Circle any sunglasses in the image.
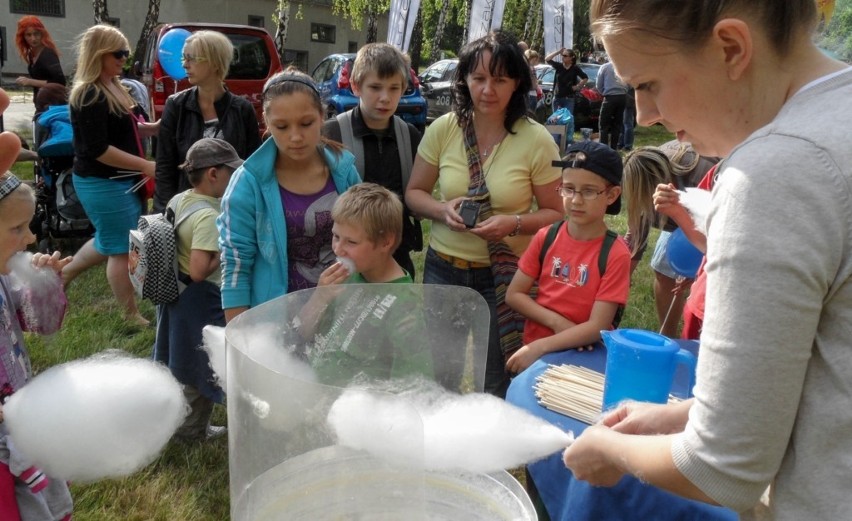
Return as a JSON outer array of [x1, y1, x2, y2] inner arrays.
[[181, 54, 208, 64], [111, 49, 130, 59]]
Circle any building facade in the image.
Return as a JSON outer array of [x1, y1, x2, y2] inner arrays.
[[1, 0, 387, 80]]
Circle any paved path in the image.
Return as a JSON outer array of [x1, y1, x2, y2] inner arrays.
[[0, 89, 35, 134]]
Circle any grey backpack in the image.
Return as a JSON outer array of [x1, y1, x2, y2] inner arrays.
[[129, 192, 214, 304]]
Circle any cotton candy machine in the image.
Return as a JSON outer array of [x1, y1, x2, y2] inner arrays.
[[225, 284, 536, 520]]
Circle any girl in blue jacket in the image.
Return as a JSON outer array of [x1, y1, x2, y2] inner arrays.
[[218, 70, 360, 321]]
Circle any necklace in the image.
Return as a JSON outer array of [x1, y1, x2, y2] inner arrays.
[[478, 130, 508, 158]]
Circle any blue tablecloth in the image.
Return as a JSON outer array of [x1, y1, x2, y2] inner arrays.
[[506, 342, 738, 521]]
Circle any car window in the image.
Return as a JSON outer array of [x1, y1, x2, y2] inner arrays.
[[422, 62, 447, 83], [313, 59, 335, 83], [579, 65, 599, 84], [444, 62, 457, 81], [541, 68, 554, 85], [227, 34, 272, 80]]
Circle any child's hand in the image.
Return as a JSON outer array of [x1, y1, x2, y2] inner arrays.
[[318, 261, 350, 287], [653, 183, 689, 222], [505, 342, 542, 374], [32, 251, 73, 275]]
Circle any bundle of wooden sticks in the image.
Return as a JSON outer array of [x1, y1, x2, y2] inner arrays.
[[535, 364, 683, 425], [535, 365, 605, 425]]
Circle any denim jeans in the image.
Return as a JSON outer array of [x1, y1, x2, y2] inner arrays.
[[422, 248, 509, 397], [553, 96, 575, 115], [620, 104, 636, 150]]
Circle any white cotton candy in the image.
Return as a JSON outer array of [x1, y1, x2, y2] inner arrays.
[[327, 383, 574, 474], [336, 256, 356, 275], [3, 351, 188, 483], [677, 188, 713, 235], [227, 322, 320, 432], [7, 252, 65, 333], [202, 325, 227, 390]]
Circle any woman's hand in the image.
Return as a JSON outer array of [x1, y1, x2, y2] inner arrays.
[[600, 399, 692, 435], [562, 425, 626, 486], [32, 251, 73, 275], [15, 76, 33, 87], [137, 120, 160, 138], [442, 197, 470, 232], [141, 160, 156, 179], [470, 214, 515, 242]]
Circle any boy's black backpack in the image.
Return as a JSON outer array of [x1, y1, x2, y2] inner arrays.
[[129, 192, 214, 305], [537, 220, 624, 328]]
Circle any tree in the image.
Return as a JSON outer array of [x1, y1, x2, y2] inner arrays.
[[820, 0, 852, 62], [332, 0, 391, 40], [273, 0, 292, 65], [93, 0, 110, 24], [134, 0, 161, 76], [430, 0, 452, 62]]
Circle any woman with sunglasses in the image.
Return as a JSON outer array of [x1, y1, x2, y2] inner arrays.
[[153, 30, 260, 213], [14, 16, 66, 108], [63, 25, 159, 326]]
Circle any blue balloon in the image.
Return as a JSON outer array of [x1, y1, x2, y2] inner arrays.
[[666, 227, 703, 279], [157, 28, 191, 81]]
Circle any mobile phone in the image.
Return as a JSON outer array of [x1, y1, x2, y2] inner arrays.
[[458, 199, 481, 228]]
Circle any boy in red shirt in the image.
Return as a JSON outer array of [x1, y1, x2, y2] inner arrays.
[[506, 141, 631, 373]]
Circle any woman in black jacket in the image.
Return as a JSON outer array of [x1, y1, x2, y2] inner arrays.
[[153, 30, 260, 212]]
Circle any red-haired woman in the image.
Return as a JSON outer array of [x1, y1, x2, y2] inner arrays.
[[15, 16, 66, 107]]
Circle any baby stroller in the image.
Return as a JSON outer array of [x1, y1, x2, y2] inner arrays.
[[29, 104, 94, 252]]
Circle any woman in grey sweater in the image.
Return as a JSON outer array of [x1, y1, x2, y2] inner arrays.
[[563, 1, 852, 519]]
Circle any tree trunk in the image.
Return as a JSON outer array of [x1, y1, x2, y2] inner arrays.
[[133, 0, 161, 77], [523, 0, 537, 43], [531, 0, 543, 52], [93, 0, 110, 24], [409, 9, 424, 70], [366, 7, 378, 43], [274, 1, 291, 65], [430, 0, 451, 62]]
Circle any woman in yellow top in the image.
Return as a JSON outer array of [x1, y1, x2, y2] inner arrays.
[[406, 30, 563, 397]]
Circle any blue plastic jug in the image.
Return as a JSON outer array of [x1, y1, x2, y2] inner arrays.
[[601, 329, 697, 411]]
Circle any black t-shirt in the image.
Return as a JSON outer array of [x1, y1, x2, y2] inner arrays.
[[547, 60, 588, 98], [28, 48, 66, 107]]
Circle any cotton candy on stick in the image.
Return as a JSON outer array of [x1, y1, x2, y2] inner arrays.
[[328, 383, 574, 474], [3, 352, 188, 483], [677, 188, 713, 235]]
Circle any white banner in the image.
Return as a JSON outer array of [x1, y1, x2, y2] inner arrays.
[[542, 0, 574, 56], [467, 0, 507, 43], [387, 0, 422, 53]]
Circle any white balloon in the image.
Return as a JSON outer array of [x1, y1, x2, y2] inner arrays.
[[4, 351, 188, 482]]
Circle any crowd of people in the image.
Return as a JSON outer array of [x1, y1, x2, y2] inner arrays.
[[2, 0, 851, 517]]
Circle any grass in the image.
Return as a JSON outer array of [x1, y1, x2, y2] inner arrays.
[[10, 123, 673, 519]]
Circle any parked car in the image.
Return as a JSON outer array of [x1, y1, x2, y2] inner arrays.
[[535, 63, 604, 131], [418, 58, 458, 123], [137, 23, 283, 130], [310, 53, 427, 131]]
